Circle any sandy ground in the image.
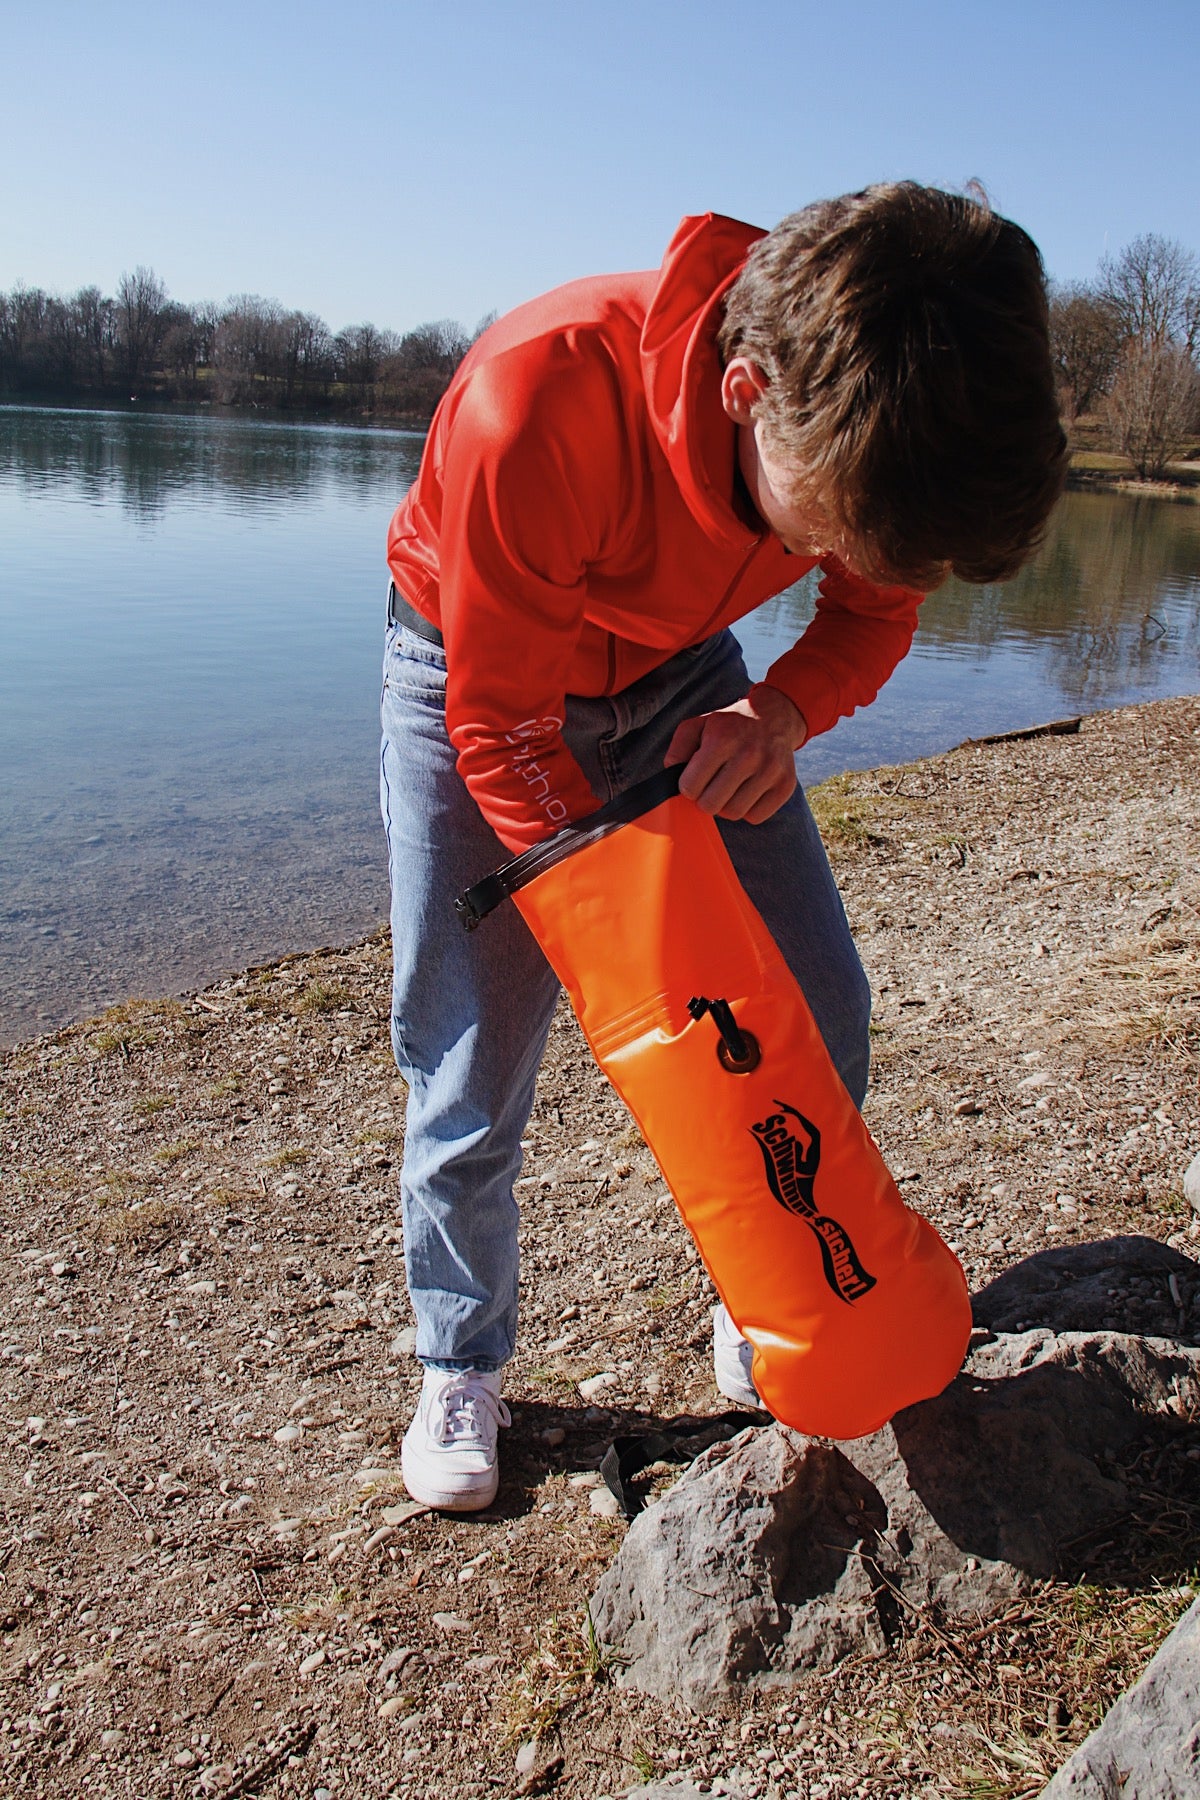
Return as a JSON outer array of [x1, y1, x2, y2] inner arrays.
[[1, 693, 1198, 1800]]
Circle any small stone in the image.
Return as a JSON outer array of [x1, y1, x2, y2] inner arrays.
[[589, 1486, 621, 1518], [541, 1427, 566, 1448], [353, 1467, 402, 1488], [515, 1739, 540, 1776], [377, 1695, 409, 1719], [953, 1098, 982, 1117], [100, 1729, 126, 1748], [298, 1649, 326, 1675], [186, 1279, 218, 1296], [578, 1372, 619, 1402], [381, 1500, 428, 1526], [174, 1748, 198, 1767], [390, 1325, 418, 1357], [378, 1646, 418, 1679], [363, 1525, 395, 1554], [465, 1653, 501, 1674], [432, 1611, 471, 1633], [1183, 1152, 1200, 1213], [569, 1470, 603, 1489], [273, 1425, 303, 1446]]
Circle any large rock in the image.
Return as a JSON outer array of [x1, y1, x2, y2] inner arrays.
[[1039, 1596, 1200, 1798], [974, 1234, 1198, 1339], [591, 1321, 1199, 1710]]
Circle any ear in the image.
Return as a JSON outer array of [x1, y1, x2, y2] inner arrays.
[[720, 357, 768, 425]]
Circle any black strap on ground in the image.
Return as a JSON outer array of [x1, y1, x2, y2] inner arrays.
[[455, 765, 682, 930], [599, 1409, 768, 1520]]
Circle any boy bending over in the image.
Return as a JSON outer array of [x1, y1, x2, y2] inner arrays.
[[380, 182, 1066, 1510]]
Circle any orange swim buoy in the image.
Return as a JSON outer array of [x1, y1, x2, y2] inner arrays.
[[458, 771, 971, 1439]]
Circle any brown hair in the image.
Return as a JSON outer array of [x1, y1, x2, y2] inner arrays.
[[719, 182, 1068, 587]]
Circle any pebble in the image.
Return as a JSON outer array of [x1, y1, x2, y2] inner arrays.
[[354, 1468, 402, 1487], [953, 1098, 982, 1117], [174, 1748, 197, 1767], [100, 1729, 126, 1748], [378, 1646, 418, 1679], [381, 1500, 428, 1526], [390, 1326, 418, 1357], [541, 1426, 566, 1448], [432, 1611, 471, 1633], [1184, 1152, 1200, 1213], [515, 1740, 540, 1776], [377, 1695, 410, 1720], [569, 1470, 603, 1489], [589, 1486, 622, 1518], [298, 1649, 326, 1675], [578, 1372, 619, 1402], [363, 1525, 395, 1554], [186, 1280, 217, 1296], [273, 1425, 303, 1446]]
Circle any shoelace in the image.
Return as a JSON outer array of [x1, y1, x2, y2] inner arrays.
[[427, 1372, 512, 1448]]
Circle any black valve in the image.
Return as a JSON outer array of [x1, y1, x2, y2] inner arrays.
[[688, 995, 761, 1074]]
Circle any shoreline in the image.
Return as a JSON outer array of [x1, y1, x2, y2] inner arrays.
[[1, 691, 1197, 1798], [5, 692, 1197, 1056]]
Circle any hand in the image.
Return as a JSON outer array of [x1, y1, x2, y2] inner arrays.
[[664, 684, 808, 825]]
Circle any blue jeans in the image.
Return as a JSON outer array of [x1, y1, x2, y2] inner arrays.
[[379, 624, 871, 1371]]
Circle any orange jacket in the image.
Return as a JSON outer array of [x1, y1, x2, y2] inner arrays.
[[387, 214, 923, 853]]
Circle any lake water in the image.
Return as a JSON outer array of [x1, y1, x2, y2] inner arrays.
[[2, 403, 1198, 1045]]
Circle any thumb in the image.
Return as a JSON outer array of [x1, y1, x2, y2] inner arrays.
[[664, 714, 705, 767]]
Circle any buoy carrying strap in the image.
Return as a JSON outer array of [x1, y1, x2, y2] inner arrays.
[[455, 766, 682, 929]]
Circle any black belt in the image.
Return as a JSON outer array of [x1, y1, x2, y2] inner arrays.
[[387, 582, 445, 648]]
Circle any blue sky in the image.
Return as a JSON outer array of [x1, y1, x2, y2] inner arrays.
[[3, 0, 1196, 336]]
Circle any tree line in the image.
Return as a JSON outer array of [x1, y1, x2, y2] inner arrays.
[[2, 233, 1198, 462], [0, 266, 488, 421], [1050, 232, 1199, 478]]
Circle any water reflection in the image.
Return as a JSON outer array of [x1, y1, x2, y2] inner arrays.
[[749, 488, 1200, 713], [0, 404, 424, 517]]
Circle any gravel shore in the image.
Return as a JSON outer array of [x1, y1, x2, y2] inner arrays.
[[2, 693, 1197, 1800]]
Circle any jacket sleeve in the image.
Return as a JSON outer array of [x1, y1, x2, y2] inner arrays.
[[756, 558, 923, 739], [436, 344, 623, 855]]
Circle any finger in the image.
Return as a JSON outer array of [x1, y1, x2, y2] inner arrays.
[[739, 770, 798, 825], [680, 744, 762, 814], [712, 764, 785, 822], [664, 715, 705, 767]]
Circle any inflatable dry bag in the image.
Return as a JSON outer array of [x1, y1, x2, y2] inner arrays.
[[458, 770, 970, 1439]]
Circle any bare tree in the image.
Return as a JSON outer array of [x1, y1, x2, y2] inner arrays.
[[277, 311, 333, 406], [1105, 339, 1198, 478], [70, 286, 116, 386], [335, 321, 401, 395], [1100, 234, 1200, 352], [212, 295, 282, 404], [116, 266, 169, 392], [1048, 281, 1123, 421], [378, 318, 471, 416], [0, 282, 50, 386]]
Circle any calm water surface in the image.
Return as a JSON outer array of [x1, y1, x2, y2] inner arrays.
[[2, 404, 1198, 1044]]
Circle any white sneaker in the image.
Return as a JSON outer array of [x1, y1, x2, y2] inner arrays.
[[712, 1303, 762, 1409], [401, 1367, 511, 1512]]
